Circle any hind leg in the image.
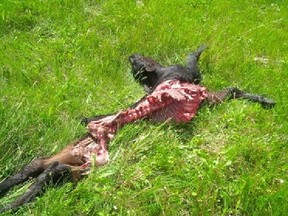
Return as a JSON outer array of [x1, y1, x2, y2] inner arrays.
[[0, 143, 84, 197], [207, 87, 275, 108], [0, 158, 45, 197], [0, 161, 78, 214]]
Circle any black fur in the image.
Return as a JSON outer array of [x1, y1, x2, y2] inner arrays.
[[129, 45, 205, 93]]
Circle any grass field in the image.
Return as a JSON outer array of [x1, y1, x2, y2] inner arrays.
[[0, 0, 287, 215]]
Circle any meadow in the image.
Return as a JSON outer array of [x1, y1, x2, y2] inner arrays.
[[0, 0, 287, 215]]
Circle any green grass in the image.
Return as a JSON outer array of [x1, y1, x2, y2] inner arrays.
[[0, 0, 287, 215]]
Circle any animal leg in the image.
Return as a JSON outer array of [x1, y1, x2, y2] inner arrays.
[[88, 93, 172, 133], [187, 45, 206, 66], [81, 113, 117, 126], [0, 161, 74, 214], [207, 87, 275, 108], [81, 95, 149, 126], [186, 45, 206, 84], [0, 158, 45, 197]]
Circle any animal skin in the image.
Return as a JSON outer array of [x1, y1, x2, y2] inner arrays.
[[0, 46, 275, 213]]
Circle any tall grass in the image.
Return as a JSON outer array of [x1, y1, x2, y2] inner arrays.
[[0, 0, 287, 215]]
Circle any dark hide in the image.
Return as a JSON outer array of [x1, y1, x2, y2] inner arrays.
[[129, 45, 205, 93]]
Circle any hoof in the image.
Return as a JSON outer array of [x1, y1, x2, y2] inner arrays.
[[261, 97, 276, 109]]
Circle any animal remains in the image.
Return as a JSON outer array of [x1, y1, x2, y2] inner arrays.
[[0, 46, 275, 213]]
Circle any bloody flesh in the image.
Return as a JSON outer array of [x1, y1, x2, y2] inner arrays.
[[72, 80, 208, 168]]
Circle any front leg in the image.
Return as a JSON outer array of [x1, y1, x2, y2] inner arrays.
[[81, 113, 117, 126], [81, 95, 149, 126], [87, 93, 171, 135], [207, 87, 275, 108]]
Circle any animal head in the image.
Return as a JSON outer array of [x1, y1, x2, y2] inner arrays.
[[129, 54, 163, 92], [129, 45, 206, 93]]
